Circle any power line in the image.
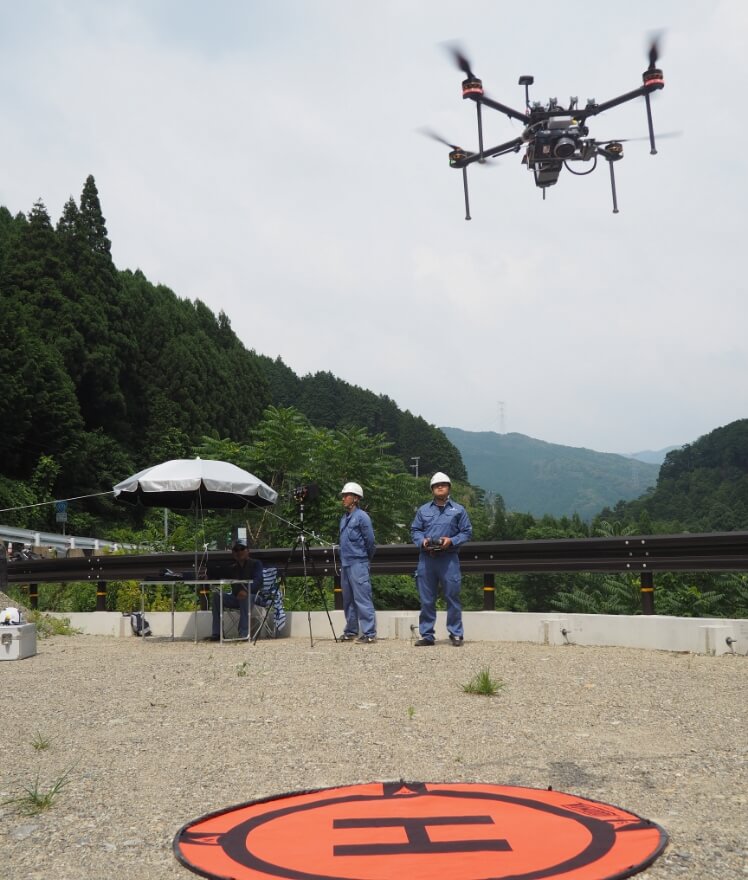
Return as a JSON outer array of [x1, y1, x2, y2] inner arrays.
[[0, 490, 115, 514]]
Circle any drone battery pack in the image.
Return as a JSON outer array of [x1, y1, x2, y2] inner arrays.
[[0, 623, 37, 661]]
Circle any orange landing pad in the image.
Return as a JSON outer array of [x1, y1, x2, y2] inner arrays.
[[174, 781, 667, 880]]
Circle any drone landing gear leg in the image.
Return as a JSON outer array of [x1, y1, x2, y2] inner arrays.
[[644, 92, 657, 155], [462, 167, 471, 220], [476, 102, 485, 162], [607, 159, 620, 214]]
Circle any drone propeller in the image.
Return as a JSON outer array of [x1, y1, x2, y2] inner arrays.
[[447, 43, 477, 79], [419, 127, 468, 151], [596, 130, 681, 145], [418, 128, 499, 164], [647, 34, 661, 70]]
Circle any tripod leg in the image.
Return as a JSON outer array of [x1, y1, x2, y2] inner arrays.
[[299, 536, 338, 645], [250, 589, 275, 645]]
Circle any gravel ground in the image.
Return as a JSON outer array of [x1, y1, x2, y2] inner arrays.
[[0, 632, 745, 880]]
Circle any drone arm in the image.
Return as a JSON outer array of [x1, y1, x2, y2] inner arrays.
[[578, 80, 664, 120], [476, 102, 485, 160], [453, 136, 525, 169], [467, 94, 529, 125]]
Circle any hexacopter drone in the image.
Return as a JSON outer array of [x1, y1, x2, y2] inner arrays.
[[426, 39, 665, 217]]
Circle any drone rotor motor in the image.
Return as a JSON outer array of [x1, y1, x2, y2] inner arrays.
[[642, 67, 664, 89], [448, 147, 469, 167], [606, 141, 624, 158], [462, 77, 483, 98]]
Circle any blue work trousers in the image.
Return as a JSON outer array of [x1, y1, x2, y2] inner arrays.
[[341, 560, 376, 638], [212, 589, 248, 638], [416, 552, 463, 641]]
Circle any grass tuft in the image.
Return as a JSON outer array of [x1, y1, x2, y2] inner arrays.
[[31, 731, 52, 751], [462, 666, 504, 696], [2, 767, 74, 816]]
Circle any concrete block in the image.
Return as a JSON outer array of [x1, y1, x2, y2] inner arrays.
[[540, 618, 570, 646], [387, 612, 418, 640], [700, 625, 735, 656]]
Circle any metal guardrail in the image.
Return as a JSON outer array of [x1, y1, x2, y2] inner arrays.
[[7, 531, 748, 584], [0, 525, 125, 553]]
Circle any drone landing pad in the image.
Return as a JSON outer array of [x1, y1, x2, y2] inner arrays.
[[174, 781, 667, 880]]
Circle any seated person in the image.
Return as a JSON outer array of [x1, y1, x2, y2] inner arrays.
[[210, 539, 263, 640]]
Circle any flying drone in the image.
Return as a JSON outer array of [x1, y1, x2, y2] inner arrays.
[[426, 39, 665, 217]]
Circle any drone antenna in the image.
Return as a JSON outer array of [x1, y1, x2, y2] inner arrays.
[[518, 75, 534, 111]]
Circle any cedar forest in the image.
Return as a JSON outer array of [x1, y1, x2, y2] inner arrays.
[[1, 178, 746, 618]]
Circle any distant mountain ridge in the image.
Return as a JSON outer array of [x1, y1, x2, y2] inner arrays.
[[441, 428, 661, 520], [625, 446, 680, 465]]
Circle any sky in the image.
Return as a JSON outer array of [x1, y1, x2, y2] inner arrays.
[[1, 0, 746, 455]]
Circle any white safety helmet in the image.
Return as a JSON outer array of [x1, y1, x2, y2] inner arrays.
[[430, 472, 451, 487], [340, 481, 364, 498]]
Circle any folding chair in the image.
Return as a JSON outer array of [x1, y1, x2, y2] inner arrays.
[[221, 605, 247, 641], [218, 593, 252, 642], [250, 567, 287, 641]]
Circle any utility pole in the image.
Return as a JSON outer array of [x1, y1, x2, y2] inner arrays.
[[410, 456, 420, 478], [498, 400, 506, 433]]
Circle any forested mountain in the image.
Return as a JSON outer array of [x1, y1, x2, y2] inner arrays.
[[600, 419, 748, 532], [0, 177, 464, 524], [258, 356, 465, 481], [442, 427, 660, 520]]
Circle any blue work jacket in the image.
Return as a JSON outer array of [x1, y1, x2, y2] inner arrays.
[[411, 498, 473, 552], [229, 557, 264, 597], [339, 506, 376, 565]]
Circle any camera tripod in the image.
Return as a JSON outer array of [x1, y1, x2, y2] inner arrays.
[[274, 501, 338, 647]]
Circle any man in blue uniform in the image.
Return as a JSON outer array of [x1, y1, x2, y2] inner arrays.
[[338, 481, 377, 643], [410, 472, 473, 647]]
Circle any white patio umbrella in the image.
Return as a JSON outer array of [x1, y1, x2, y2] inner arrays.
[[113, 458, 277, 511]]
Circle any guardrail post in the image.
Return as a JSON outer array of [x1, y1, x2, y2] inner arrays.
[[29, 583, 38, 610], [640, 571, 655, 615], [483, 572, 495, 610], [96, 580, 107, 611], [333, 573, 343, 610]]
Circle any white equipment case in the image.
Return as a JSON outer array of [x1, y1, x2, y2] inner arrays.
[[0, 623, 37, 661]]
